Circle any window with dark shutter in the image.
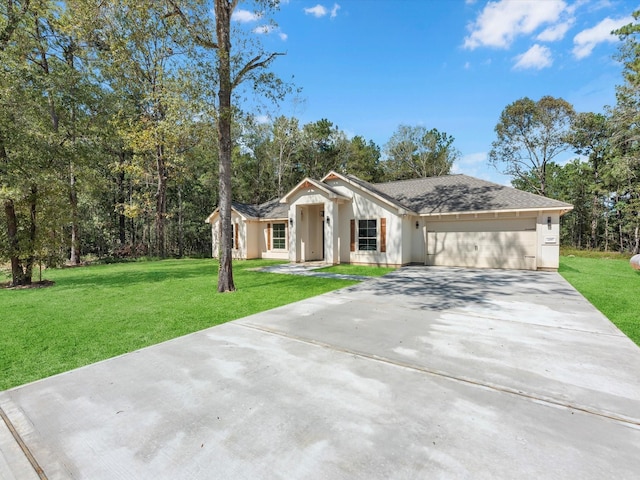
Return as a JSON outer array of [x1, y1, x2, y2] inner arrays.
[[358, 219, 377, 251]]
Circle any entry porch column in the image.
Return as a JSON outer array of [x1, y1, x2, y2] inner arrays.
[[325, 200, 339, 265]]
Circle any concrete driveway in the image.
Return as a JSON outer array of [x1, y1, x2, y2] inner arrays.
[[1, 267, 639, 479]]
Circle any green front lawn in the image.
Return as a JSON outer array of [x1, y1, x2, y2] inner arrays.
[[560, 255, 640, 346], [0, 259, 357, 390]]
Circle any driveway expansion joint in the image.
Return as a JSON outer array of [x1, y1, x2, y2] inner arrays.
[[448, 309, 626, 337], [236, 321, 640, 428], [0, 406, 48, 480]]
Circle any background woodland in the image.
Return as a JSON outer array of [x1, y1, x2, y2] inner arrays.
[[2, 2, 640, 285]]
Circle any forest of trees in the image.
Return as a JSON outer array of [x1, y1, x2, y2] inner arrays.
[[0, 0, 461, 286], [489, 12, 640, 254], [1, 2, 640, 287]]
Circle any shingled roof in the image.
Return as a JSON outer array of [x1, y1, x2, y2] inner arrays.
[[231, 198, 288, 220], [354, 174, 572, 215], [218, 173, 572, 222]]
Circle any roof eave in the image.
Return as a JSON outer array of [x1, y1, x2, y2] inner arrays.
[[322, 171, 418, 215], [280, 177, 350, 203], [419, 205, 574, 218], [205, 206, 254, 223]]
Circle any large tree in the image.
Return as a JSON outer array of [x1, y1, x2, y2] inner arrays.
[[489, 96, 575, 197], [1, 0, 88, 285], [383, 125, 458, 181], [569, 112, 612, 249], [166, 0, 286, 292], [608, 11, 640, 253], [343, 135, 383, 183]]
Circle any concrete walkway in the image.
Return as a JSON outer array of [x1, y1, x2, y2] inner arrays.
[[256, 262, 374, 281], [1, 267, 639, 479]]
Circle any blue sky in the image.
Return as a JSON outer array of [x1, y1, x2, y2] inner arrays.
[[233, 0, 637, 185]]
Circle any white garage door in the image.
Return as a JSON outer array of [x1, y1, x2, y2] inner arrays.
[[426, 218, 537, 270]]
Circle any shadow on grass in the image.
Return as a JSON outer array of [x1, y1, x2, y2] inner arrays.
[[558, 264, 579, 273], [47, 260, 353, 291], [46, 261, 218, 289]]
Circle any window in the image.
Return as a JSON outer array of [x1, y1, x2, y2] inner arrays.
[[230, 223, 235, 249], [272, 223, 286, 249], [358, 219, 377, 251]]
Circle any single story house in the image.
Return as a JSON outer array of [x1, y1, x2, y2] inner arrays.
[[205, 171, 573, 271]]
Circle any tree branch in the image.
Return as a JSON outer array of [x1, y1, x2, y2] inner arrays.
[[0, 0, 31, 51], [232, 51, 285, 89], [164, 0, 218, 50]]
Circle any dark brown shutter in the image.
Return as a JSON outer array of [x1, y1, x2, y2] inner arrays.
[[235, 222, 239, 250], [267, 223, 271, 250], [380, 218, 386, 253], [350, 219, 355, 252]]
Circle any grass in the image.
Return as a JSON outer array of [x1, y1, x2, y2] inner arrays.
[[0, 259, 357, 391], [559, 254, 640, 346], [560, 246, 633, 260], [315, 264, 396, 277]]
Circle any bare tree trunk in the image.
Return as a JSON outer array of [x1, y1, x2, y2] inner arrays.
[[4, 198, 27, 286], [618, 210, 624, 253], [117, 155, 126, 245], [215, 0, 235, 292], [24, 184, 37, 284], [69, 165, 80, 264], [66, 43, 81, 265], [590, 194, 598, 250], [155, 143, 167, 258], [178, 187, 184, 258]]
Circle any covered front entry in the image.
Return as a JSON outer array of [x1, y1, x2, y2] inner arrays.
[[284, 178, 347, 265], [294, 204, 325, 262], [426, 218, 538, 270]]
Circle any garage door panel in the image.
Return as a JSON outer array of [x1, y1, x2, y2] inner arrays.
[[427, 219, 537, 270]]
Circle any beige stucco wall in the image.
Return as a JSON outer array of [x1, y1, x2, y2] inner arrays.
[[258, 221, 289, 260], [536, 213, 561, 270], [328, 179, 404, 266], [210, 211, 248, 260], [208, 180, 565, 271], [209, 212, 289, 261]]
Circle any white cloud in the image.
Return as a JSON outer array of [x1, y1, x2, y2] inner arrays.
[[537, 19, 574, 41], [513, 44, 553, 70], [304, 4, 328, 17], [572, 15, 632, 59], [459, 152, 487, 166], [452, 152, 513, 184], [232, 9, 261, 23], [253, 24, 288, 41], [253, 25, 275, 35], [304, 3, 340, 19], [464, 0, 567, 49]]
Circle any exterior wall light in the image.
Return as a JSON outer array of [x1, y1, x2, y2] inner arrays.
[[289, 217, 293, 226], [326, 216, 331, 226], [416, 220, 419, 229], [547, 216, 552, 230]]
